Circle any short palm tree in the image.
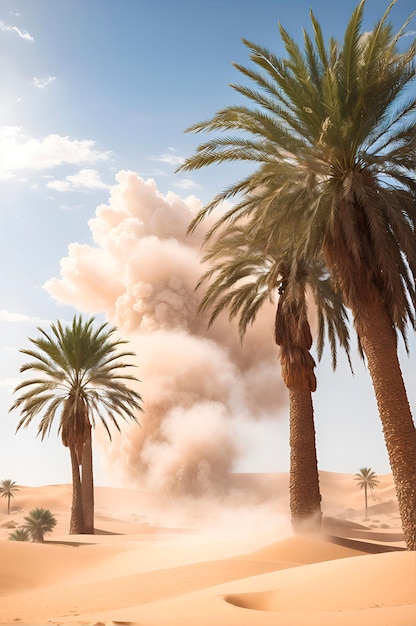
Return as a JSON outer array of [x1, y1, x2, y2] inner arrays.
[[178, 1, 416, 549], [197, 221, 352, 533], [10, 315, 143, 534], [0, 479, 20, 515], [23, 508, 57, 542], [8, 528, 30, 542], [355, 467, 380, 519]]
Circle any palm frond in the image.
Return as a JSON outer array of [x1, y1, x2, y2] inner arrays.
[[10, 315, 143, 451]]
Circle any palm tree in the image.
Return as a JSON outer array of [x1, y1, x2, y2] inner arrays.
[[178, 1, 416, 549], [23, 508, 57, 542], [10, 315, 143, 535], [196, 222, 352, 533], [0, 479, 20, 515], [355, 467, 380, 519], [8, 528, 30, 541]]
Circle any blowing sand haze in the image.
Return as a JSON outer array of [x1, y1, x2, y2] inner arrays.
[[0, 471, 414, 626]]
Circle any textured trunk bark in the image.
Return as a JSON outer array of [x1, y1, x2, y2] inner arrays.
[[69, 445, 85, 534], [81, 425, 94, 534], [289, 385, 322, 534], [355, 295, 416, 550], [364, 484, 368, 519]]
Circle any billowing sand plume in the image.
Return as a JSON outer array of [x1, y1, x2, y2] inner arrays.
[[44, 171, 287, 494]]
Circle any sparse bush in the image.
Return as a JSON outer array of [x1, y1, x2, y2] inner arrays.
[[9, 528, 30, 541], [23, 508, 57, 542]]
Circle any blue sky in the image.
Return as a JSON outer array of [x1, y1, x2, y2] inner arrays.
[[0, 0, 415, 489]]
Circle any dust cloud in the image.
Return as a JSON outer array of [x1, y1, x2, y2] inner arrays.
[[45, 170, 288, 495]]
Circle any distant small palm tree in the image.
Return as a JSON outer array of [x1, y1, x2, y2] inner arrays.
[[23, 508, 57, 542], [355, 467, 380, 519], [0, 479, 20, 515], [8, 528, 30, 542]]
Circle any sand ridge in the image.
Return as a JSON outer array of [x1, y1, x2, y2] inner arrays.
[[0, 471, 412, 626]]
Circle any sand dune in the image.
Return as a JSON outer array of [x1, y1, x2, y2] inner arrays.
[[226, 551, 416, 613], [237, 533, 366, 563], [0, 471, 412, 626]]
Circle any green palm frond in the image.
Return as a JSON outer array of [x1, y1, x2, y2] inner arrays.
[[23, 507, 57, 542], [339, 0, 365, 112], [355, 466, 380, 489], [0, 479, 20, 498], [10, 315, 143, 449], [8, 528, 30, 541], [196, 216, 352, 374], [179, 0, 416, 348]]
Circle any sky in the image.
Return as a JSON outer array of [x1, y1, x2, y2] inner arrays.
[[0, 0, 415, 491]]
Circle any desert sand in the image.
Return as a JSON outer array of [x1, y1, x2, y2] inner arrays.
[[0, 471, 414, 626]]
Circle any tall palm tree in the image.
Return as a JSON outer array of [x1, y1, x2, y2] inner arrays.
[[197, 221, 352, 532], [10, 315, 143, 534], [23, 508, 57, 542], [355, 467, 380, 519], [0, 479, 20, 515], [178, 1, 416, 549]]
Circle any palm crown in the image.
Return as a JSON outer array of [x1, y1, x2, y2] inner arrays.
[[178, 0, 416, 549], [23, 507, 57, 542], [355, 467, 380, 490], [180, 0, 416, 344], [0, 479, 20, 515], [11, 315, 143, 460], [197, 221, 352, 374]]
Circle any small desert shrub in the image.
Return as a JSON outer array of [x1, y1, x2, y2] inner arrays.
[[380, 523, 390, 529], [9, 528, 30, 541], [23, 507, 57, 542]]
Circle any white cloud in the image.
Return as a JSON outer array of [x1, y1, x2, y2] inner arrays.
[[174, 178, 202, 190], [32, 75, 56, 89], [46, 168, 111, 192], [0, 126, 112, 180], [147, 153, 185, 166], [0, 20, 34, 41], [0, 171, 15, 181], [0, 309, 43, 323]]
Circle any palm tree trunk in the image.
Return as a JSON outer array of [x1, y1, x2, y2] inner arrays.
[[69, 445, 85, 534], [354, 294, 416, 550], [7, 496, 10, 516], [288, 386, 322, 534], [81, 424, 95, 534], [364, 484, 368, 519], [275, 298, 322, 535]]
